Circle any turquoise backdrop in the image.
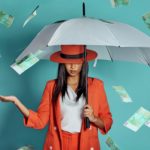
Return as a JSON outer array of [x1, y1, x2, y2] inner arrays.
[[0, 0, 150, 150]]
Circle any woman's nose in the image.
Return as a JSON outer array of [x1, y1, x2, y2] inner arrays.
[[70, 64, 76, 69]]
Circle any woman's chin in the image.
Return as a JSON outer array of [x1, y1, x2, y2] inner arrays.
[[68, 73, 78, 77]]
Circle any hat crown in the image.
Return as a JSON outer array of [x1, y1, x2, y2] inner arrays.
[[61, 45, 84, 55], [50, 45, 97, 63]]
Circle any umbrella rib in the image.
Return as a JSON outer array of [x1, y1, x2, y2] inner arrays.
[[104, 24, 120, 46], [106, 46, 113, 62], [48, 22, 69, 46], [143, 56, 150, 67], [139, 48, 150, 67]]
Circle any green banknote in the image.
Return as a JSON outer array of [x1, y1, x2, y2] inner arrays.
[[11, 53, 39, 75], [23, 5, 39, 27], [0, 10, 14, 27], [17, 145, 34, 150], [124, 107, 150, 132], [111, 0, 129, 7], [145, 120, 150, 127], [106, 136, 120, 150], [142, 12, 150, 28], [112, 86, 132, 103]]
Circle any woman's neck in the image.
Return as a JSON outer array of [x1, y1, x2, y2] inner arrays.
[[67, 75, 80, 85]]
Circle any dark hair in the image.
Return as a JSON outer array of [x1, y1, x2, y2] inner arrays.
[[52, 62, 88, 103]]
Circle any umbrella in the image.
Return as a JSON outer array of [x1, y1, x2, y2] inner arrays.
[[15, 17, 150, 66], [14, 16, 150, 128]]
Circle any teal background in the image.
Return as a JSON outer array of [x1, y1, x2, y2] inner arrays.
[[0, 0, 150, 149]]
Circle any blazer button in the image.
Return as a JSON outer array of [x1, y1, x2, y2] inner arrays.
[[90, 147, 94, 150], [49, 146, 53, 150], [54, 126, 57, 130]]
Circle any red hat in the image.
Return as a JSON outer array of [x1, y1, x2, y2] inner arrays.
[[50, 45, 97, 63]]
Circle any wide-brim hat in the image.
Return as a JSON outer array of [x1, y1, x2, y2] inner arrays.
[[50, 45, 97, 63]]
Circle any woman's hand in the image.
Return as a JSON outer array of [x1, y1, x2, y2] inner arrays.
[[0, 95, 29, 117], [83, 104, 97, 123], [83, 104, 105, 130], [0, 95, 18, 103]]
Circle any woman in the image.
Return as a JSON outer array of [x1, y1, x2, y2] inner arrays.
[[0, 45, 113, 150]]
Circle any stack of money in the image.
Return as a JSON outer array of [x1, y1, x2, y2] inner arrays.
[[112, 86, 132, 103], [17, 145, 34, 150], [142, 12, 150, 28], [11, 53, 39, 75], [106, 136, 120, 150], [111, 0, 129, 7], [124, 107, 150, 132], [0, 10, 14, 27]]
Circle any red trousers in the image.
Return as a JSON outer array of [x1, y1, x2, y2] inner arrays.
[[62, 130, 80, 150]]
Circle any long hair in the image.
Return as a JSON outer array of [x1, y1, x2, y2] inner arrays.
[[52, 62, 88, 103]]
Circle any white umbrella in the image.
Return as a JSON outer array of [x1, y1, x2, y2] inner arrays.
[[16, 17, 150, 66], [14, 16, 150, 128]]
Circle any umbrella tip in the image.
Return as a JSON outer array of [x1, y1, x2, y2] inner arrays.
[[82, 2, 86, 17]]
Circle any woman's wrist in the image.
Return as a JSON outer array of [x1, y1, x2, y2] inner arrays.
[[12, 98, 19, 105], [91, 115, 98, 123]]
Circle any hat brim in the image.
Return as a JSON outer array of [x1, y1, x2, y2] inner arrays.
[[50, 49, 97, 63]]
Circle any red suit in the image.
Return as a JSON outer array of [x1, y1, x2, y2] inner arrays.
[[24, 78, 113, 150]]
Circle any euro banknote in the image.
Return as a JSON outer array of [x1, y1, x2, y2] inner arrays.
[[106, 136, 120, 150], [111, 0, 129, 7], [112, 86, 132, 103], [0, 10, 14, 27], [124, 107, 150, 132], [11, 53, 39, 75], [142, 12, 150, 28], [23, 5, 39, 27], [17, 145, 34, 150], [145, 120, 150, 127]]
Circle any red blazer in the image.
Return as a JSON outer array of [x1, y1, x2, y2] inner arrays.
[[24, 77, 113, 150]]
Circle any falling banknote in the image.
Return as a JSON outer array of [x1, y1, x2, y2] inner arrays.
[[0, 10, 14, 27], [106, 136, 120, 150], [142, 12, 150, 28], [11, 53, 39, 75], [17, 145, 34, 150], [124, 107, 150, 132], [23, 5, 39, 27], [145, 120, 150, 127], [112, 86, 132, 103], [111, 0, 129, 7]]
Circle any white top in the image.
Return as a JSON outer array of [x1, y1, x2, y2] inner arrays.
[[60, 85, 86, 133]]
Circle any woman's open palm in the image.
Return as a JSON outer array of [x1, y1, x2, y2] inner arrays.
[[0, 95, 17, 103]]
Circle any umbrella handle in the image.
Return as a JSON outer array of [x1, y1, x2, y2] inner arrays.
[[85, 117, 90, 128]]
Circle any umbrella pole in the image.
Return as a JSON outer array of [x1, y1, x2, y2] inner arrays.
[[82, 1, 86, 17], [84, 45, 90, 128]]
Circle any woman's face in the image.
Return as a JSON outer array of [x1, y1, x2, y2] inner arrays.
[[65, 63, 83, 77]]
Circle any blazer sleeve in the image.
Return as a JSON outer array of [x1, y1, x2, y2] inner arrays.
[[97, 80, 113, 134], [23, 81, 51, 129]]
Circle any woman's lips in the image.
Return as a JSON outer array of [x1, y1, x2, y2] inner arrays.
[[70, 70, 76, 74]]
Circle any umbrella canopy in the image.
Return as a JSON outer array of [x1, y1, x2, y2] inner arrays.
[[14, 16, 150, 128], [15, 17, 150, 66]]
